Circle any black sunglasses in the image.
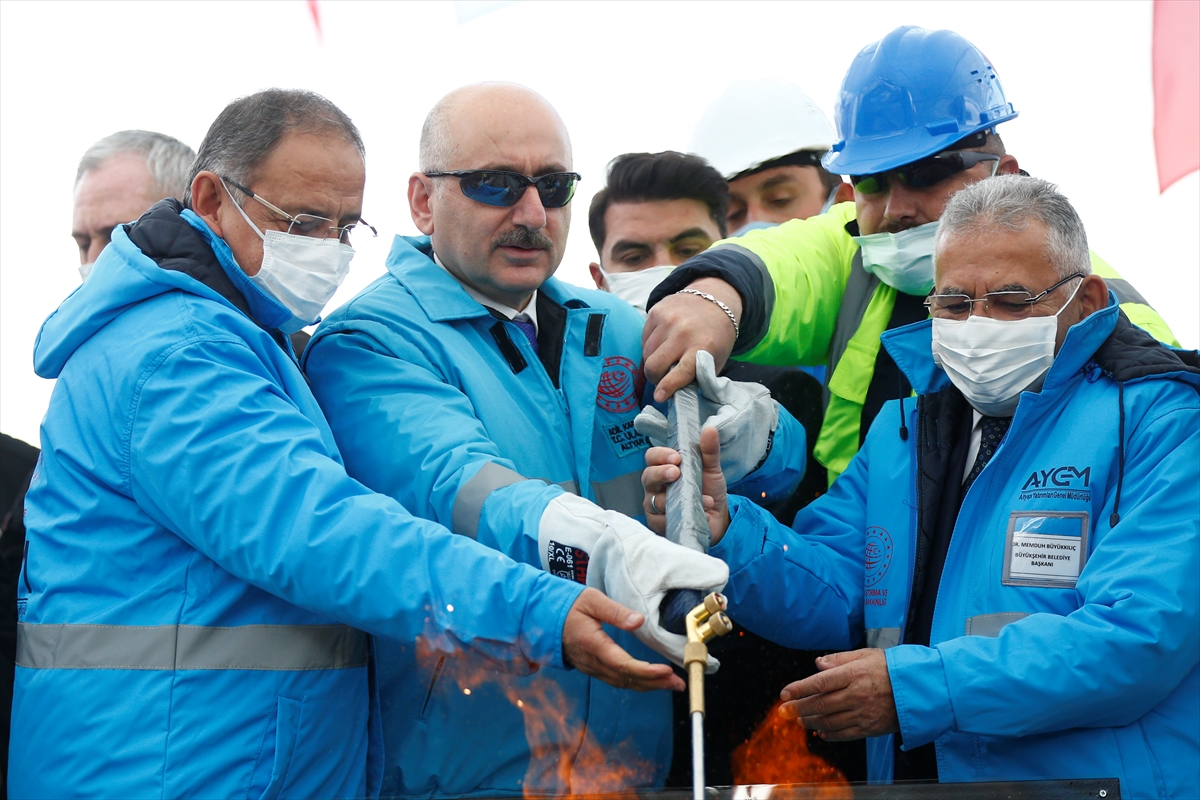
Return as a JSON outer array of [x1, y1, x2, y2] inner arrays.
[[851, 151, 1000, 195], [424, 170, 582, 208]]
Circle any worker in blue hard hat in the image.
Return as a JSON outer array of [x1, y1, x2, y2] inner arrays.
[[639, 25, 1178, 487]]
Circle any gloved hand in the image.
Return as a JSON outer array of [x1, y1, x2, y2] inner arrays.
[[635, 349, 778, 485], [539, 493, 728, 673]]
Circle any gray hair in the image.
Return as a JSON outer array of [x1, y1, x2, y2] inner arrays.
[[183, 89, 364, 207], [935, 174, 1091, 279], [75, 130, 196, 198]]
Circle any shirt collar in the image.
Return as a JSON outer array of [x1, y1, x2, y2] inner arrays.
[[432, 252, 538, 330]]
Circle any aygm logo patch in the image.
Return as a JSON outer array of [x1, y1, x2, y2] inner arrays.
[[597, 356, 640, 413], [864, 526, 893, 588]]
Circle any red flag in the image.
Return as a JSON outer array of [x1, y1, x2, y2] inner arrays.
[[1153, 0, 1200, 193], [307, 0, 323, 46]]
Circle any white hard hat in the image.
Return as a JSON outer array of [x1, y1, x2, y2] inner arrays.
[[689, 79, 837, 181]]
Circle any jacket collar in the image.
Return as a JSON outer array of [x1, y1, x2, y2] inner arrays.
[[384, 234, 587, 322], [882, 291, 1123, 396], [179, 209, 293, 332]]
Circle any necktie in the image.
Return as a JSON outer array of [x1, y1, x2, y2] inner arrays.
[[511, 313, 539, 355], [963, 415, 1011, 490]]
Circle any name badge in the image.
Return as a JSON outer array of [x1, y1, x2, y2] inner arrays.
[[1003, 511, 1089, 588]]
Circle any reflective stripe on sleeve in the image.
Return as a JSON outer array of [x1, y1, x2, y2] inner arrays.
[[16, 622, 368, 671], [865, 627, 901, 649], [963, 612, 1029, 638], [452, 462, 528, 538]]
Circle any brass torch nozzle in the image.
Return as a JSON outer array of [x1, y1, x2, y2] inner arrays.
[[683, 592, 732, 716]]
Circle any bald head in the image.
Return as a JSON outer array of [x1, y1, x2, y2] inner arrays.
[[419, 82, 571, 173], [409, 82, 575, 311]]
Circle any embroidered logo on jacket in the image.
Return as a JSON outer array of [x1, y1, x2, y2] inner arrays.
[[1019, 466, 1092, 501], [604, 419, 650, 457], [547, 540, 589, 585], [864, 526, 894, 590], [597, 356, 640, 413]]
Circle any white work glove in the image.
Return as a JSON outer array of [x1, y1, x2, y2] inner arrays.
[[539, 493, 728, 673], [635, 350, 779, 485]]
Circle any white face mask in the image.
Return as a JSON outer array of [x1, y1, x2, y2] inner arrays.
[[852, 220, 939, 296], [78, 262, 95, 282], [931, 281, 1081, 416], [598, 264, 675, 315], [225, 182, 354, 333]]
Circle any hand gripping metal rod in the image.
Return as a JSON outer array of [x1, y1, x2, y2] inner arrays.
[[684, 592, 732, 800]]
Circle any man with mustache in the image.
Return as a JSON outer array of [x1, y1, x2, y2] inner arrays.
[[303, 83, 801, 796]]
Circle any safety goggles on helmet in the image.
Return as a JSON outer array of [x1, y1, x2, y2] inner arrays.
[[850, 151, 999, 195], [424, 170, 582, 208]]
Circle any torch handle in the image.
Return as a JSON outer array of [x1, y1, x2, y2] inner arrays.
[[690, 709, 705, 800]]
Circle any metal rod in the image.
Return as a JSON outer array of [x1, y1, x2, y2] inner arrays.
[[690, 710, 704, 800], [665, 384, 711, 553]]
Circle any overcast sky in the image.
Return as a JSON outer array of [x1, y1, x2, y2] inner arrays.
[[2, 0, 1196, 445]]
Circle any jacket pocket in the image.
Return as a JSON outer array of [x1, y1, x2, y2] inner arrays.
[[419, 656, 446, 721], [248, 696, 304, 800]]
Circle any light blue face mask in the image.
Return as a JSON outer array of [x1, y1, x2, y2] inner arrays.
[[818, 183, 842, 215], [851, 160, 1001, 295], [730, 185, 844, 238], [851, 220, 940, 296]]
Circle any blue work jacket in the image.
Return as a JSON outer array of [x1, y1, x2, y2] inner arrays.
[[714, 298, 1199, 798], [305, 236, 805, 797], [11, 205, 581, 799]]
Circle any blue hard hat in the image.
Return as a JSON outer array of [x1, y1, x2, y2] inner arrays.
[[822, 26, 1018, 176]]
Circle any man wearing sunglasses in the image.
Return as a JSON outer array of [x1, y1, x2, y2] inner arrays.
[[12, 89, 676, 798], [303, 83, 808, 796], [641, 26, 1176, 490], [644, 175, 1199, 792]]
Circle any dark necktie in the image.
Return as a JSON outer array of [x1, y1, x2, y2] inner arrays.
[[963, 415, 1012, 490], [511, 313, 538, 355]]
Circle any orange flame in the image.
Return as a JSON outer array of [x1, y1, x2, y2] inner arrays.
[[503, 677, 659, 795], [731, 701, 850, 790], [415, 638, 658, 796]]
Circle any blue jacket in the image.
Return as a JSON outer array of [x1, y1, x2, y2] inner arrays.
[[12, 203, 583, 800], [304, 236, 805, 796], [714, 297, 1199, 797]]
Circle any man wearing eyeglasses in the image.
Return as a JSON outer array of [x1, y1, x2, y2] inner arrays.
[[641, 26, 1177, 490], [643, 175, 1199, 793], [302, 82, 809, 795], [11, 88, 678, 799]]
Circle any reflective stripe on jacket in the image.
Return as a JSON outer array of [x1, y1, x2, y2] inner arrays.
[[647, 203, 1179, 485], [13, 205, 581, 799], [712, 297, 1200, 797]]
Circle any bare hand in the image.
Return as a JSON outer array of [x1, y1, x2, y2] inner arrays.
[[642, 426, 730, 545], [778, 649, 899, 741], [643, 278, 742, 402], [562, 587, 685, 692]]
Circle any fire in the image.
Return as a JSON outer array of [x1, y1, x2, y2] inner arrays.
[[414, 638, 658, 796], [731, 701, 850, 791], [503, 676, 660, 795]]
